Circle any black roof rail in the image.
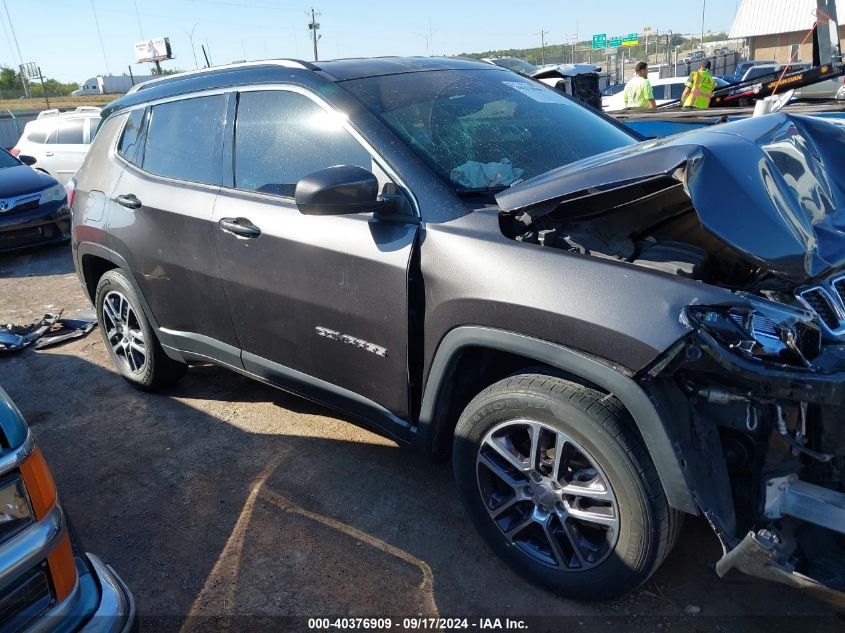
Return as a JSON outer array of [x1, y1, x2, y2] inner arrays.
[[127, 59, 320, 94]]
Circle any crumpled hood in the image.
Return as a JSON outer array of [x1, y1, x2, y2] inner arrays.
[[496, 113, 845, 283]]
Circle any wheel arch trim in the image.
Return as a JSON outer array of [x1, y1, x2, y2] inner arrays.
[[74, 241, 177, 351], [418, 326, 697, 514]]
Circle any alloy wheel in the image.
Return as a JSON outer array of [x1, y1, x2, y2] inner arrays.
[[102, 290, 147, 374], [476, 419, 620, 570]]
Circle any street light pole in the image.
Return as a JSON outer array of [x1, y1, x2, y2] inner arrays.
[[2, 0, 28, 97], [701, 0, 706, 48], [535, 29, 548, 66]]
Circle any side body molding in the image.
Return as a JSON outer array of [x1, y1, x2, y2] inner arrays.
[[417, 326, 697, 515]]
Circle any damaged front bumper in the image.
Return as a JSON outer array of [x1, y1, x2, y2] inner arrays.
[[646, 315, 845, 600]]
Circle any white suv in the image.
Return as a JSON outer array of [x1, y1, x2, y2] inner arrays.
[[11, 107, 102, 186]]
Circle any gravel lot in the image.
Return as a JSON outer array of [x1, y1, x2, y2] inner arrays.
[[1, 244, 842, 632]]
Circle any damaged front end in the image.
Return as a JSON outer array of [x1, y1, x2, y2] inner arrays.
[[496, 113, 845, 598], [646, 300, 845, 600]]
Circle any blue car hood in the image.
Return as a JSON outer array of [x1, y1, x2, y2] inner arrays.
[[496, 113, 845, 283], [0, 164, 57, 198]]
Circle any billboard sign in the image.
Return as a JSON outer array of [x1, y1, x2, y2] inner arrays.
[[134, 37, 172, 63], [19, 62, 39, 79], [592, 33, 607, 49]]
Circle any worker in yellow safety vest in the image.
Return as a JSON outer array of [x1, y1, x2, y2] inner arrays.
[[681, 60, 717, 109]]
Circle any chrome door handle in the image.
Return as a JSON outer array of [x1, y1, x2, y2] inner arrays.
[[45, 152, 54, 157], [114, 194, 142, 209], [218, 217, 261, 238]]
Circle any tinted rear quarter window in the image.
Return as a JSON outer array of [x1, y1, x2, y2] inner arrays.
[[143, 95, 226, 185], [234, 90, 372, 197], [26, 129, 47, 143]]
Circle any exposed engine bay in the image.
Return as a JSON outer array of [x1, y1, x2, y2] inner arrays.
[[504, 180, 758, 286], [495, 113, 845, 597]]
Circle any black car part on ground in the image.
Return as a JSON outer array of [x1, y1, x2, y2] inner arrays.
[[0, 312, 96, 353]]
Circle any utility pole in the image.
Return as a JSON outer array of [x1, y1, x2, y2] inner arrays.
[[181, 23, 199, 69], [535, 29, 548, 65], [701, 0, 706, 48], [90, 0, 111, 74], [2, 0, 28, 97], [308, 7, 321, 62], [37, 66, 49, 109]]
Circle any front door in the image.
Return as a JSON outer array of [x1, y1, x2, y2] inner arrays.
[[213, 88, 418, 426]]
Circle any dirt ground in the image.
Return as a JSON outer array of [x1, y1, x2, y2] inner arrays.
[[0, 95, 110, 112], [1, 244, 843, 632]]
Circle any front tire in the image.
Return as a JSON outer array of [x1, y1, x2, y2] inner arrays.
[[452, 373, 681, 600], [95, 269, 186, 391]]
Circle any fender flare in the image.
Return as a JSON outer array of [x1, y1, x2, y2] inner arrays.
[[75, 242, 177, 351], [417, 326, 697, 514]]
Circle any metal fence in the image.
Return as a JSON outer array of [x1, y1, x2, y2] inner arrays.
[[0, 110, 39, 149]]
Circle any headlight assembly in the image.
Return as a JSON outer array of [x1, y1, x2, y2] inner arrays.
[[39, 183, 66, 205], [0, 474, 34, 544], [687, 296, 821, 367]]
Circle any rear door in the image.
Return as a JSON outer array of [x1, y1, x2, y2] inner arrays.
[[107, 96, 241, 365], [47, 117, 88, 185], [213, 88, 418, 423]]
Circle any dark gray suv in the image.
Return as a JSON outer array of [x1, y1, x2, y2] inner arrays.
[[71, 57, 845, 601]]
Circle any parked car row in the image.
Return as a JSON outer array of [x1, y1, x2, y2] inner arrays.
[[10, 107, 102, 186]]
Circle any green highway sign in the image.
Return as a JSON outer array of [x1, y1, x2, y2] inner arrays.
[[592, 33, 607, 49], [608, 36, 622, 47], [622, 33, 638, 47]]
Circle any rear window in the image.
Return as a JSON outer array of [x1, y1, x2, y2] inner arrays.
[[143, 95, 226, 185]]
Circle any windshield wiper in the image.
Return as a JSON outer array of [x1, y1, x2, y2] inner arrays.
[[454, 185, 512, 197]]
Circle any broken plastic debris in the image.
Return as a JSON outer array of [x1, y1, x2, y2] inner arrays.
[[0, 312, 97, 353]]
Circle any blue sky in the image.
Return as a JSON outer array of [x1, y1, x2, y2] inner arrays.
[[1, 0, 742, 82]]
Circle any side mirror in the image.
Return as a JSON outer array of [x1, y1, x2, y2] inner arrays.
[[295, 165, 397, 216], [19, 155, 37, 166]]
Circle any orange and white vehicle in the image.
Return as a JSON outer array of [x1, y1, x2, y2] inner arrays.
[[0, 386, 135, 632]]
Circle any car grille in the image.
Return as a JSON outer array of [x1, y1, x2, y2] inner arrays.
[[797, 276, 845, 337], [0, 194, 40, 216], [0, 567, 52, 633], [10, 200, 39, 214]]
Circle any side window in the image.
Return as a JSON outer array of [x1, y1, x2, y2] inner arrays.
[[117, 108, 147, 166], [234, 90, 372, 197], [44, 122, 58, 144], [668, 83, 685, 100], [89, 116, 103, 141], [143, 95, 226, 185], [57, 118, 85, 144], [26, 129, 47, 144]]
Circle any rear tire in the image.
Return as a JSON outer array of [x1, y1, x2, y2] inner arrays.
[[452, 373, 681, 600], [95, 269, 186, 391]]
